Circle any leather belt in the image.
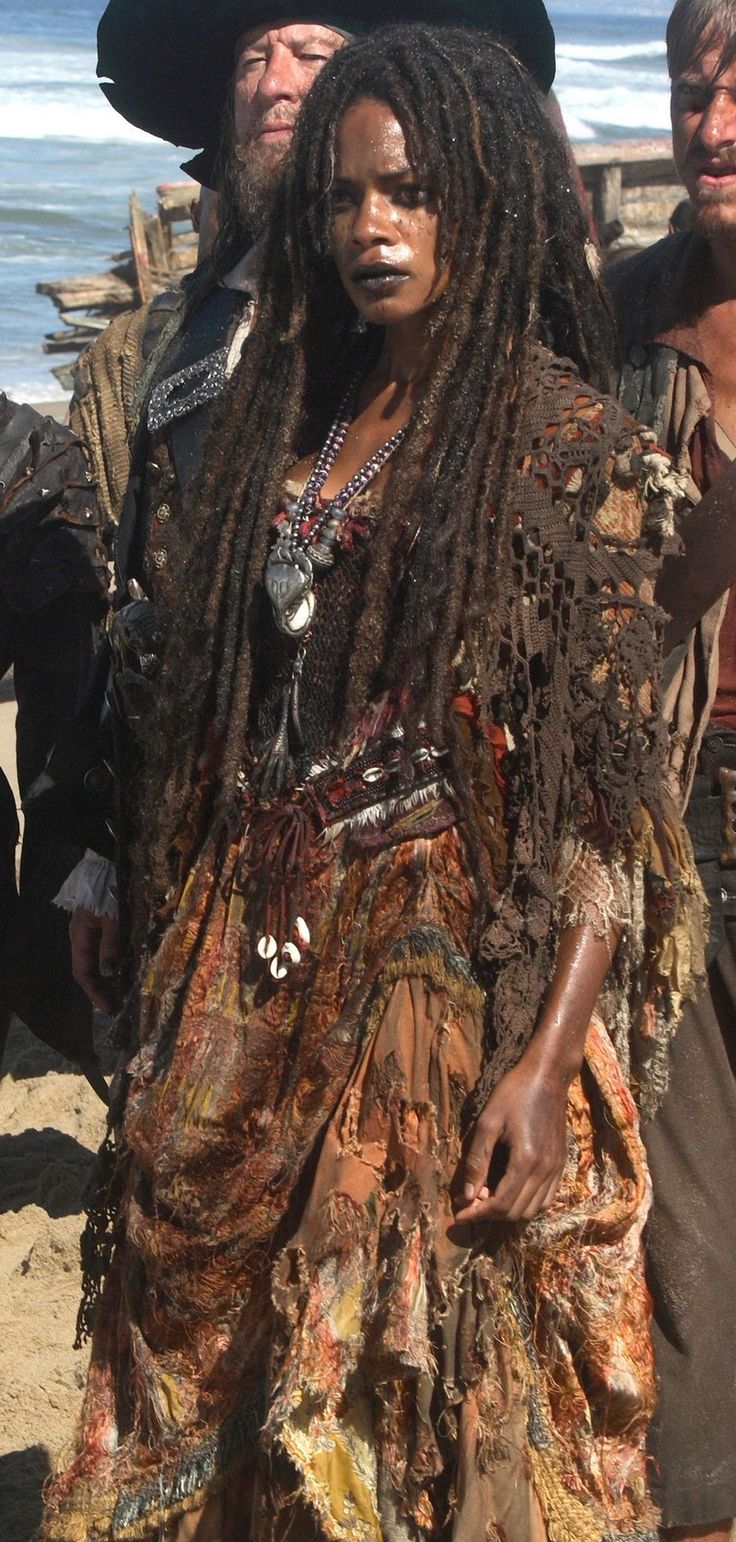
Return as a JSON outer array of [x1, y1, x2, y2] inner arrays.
[[693, 728, 736, 869], [689, 729, 736, 961], [719, 766, 736, 869]]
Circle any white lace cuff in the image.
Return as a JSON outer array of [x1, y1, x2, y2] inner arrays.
[[53, 850, 118, 919], [556, 837, 631, 959]]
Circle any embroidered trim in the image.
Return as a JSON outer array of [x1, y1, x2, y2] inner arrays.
[[147, 345, 229, 432]]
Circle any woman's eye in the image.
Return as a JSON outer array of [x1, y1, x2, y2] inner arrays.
[[329, 187, 354, 209], [395, 184, 431, 209]]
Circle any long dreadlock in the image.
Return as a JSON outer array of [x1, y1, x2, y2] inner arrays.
[[139, 24, 617, 911]]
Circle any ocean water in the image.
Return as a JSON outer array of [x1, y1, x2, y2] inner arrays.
[[0, 0, 673, 401]]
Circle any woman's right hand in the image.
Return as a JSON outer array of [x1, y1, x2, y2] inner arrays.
[[452, 1051, 569, 1226]]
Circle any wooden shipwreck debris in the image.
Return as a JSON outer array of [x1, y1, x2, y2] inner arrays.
[[37, 181, 199, 388], [575, 137, 686, 254], [36, 141, 688, 387]]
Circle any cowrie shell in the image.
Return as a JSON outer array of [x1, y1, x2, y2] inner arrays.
[[257, 934, 278, 960], [295, 916, 311, 947], [282, 942, 301, 966], [270, 957, 288, 981], [285, 594, 315, 635]]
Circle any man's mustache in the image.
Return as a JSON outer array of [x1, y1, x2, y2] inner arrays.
[[688, 144, 736, 171], [235, 112, 299, 158]]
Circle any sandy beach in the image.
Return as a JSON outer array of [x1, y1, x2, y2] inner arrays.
[[0, 689, 108, 1541]]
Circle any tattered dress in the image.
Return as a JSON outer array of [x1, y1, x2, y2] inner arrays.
[[43, 359, 703, 1542]]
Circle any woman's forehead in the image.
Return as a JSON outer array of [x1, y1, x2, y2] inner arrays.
[[335, 98, 411, 168]]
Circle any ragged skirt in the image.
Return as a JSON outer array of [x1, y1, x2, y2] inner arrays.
[[43, 815, 659, 1542]]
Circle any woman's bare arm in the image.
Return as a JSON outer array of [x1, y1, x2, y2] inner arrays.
[[453, 921, 619, 1225]]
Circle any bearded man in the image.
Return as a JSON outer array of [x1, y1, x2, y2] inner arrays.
[[610, 2, 736, 1538], [38, 0, 556, 1018]]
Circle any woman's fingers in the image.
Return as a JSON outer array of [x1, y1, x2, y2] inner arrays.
[[452, 1164, 562, 1226], [459, 1107, 505, 1205], [452, 1058, 569, 1226], [538, 1171, 564, 1214], [454, 1155, 548, 1223]]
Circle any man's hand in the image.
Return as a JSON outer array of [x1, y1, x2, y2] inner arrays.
[[69, 905, 121, 1015], [452, 1054, 568, 1225]]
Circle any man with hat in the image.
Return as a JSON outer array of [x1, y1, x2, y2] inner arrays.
[[44, 0, 555, 1016]]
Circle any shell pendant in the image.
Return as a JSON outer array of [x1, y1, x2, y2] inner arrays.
[[265, 543, 316, 638], [283, 592, 315, 636]]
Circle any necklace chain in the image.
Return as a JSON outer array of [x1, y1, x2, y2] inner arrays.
[[264, 374, 411, 640], [258, 373, 411, 805], [288, 374, 410, 553]]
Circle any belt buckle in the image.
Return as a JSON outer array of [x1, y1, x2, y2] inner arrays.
[[718, 766, 736, 868]]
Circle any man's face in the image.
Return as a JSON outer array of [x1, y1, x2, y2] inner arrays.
[[226, 21, 345, 233], [671, 44, 736, 242], [234, 22, 345, 156]]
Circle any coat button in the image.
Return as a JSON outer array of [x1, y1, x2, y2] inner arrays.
[[152, 549, 168, 569], [155, 503, 172, 523]]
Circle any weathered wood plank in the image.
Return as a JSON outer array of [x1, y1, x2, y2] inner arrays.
[[574, 137, 676, 167], [129, 192, 153, 305], [36, 274, 135, 309], [156, 180, 199, 219], [573, 137, 686, 251]]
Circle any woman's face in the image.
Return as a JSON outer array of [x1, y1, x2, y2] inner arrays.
[[328, 96, 449, 328]]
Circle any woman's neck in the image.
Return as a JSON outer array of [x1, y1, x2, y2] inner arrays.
[[369, 313, 438, 389]]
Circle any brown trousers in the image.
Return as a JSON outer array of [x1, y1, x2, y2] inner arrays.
[[644, 935, 736, 1529]]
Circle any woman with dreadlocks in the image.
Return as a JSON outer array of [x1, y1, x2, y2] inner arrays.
[[44, 24, 704, 1542]]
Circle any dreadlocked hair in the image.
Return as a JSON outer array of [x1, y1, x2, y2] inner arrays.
[[139, 24, 616, 912]]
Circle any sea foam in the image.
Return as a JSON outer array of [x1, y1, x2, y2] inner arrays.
[[0, 37, 158, 143], [557, 40, 667, 61]]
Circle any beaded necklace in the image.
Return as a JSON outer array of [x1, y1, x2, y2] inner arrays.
[[255, 376, 410, 801], [264, 375, 410, 638]]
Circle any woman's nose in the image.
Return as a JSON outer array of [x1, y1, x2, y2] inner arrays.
[[351, 194, 393, 248]]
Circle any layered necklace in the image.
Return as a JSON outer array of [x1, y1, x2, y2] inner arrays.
[[256, 376, 411, 798], [265, 375, 410, 638]]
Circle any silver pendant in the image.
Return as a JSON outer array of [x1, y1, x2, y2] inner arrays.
[[265, 543, 316, 637]]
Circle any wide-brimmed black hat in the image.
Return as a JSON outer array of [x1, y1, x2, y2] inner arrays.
[[97, 0, 556, 159]]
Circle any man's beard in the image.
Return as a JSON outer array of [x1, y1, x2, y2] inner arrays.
[[207, 103, 295, 270], [693, 190, 736, 244], [688, 147, 736, 245], [227, 137, 285, 236]]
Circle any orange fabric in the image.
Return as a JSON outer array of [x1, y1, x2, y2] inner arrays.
[[43, 814, 657, 1542]]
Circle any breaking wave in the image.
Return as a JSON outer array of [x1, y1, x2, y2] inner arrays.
[[0, 36, 159, 144], [557, 39, 667, 61]]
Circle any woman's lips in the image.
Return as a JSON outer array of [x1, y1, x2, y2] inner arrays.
[[350, 267, 410, 293]]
